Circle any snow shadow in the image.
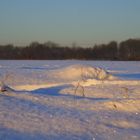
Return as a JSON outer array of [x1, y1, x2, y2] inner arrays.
[[30, 85, 110, 101], [114, 73, 140, 80], [20, 66, 47, 71], [30, 85, 72, 96]]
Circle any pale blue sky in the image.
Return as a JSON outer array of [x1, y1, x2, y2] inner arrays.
[[0, 0, 140, 46]]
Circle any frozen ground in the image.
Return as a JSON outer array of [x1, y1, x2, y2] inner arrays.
[[0, 60, 140, 140]]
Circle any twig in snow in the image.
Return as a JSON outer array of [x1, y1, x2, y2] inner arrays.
[[74, 81, 85, 97], [121, 87, 130, 99]]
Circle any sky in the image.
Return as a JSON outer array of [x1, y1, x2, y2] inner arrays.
[[0, 0, 140, 47]]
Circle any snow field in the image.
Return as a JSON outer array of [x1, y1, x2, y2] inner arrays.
[[0, 61, 140, 140]]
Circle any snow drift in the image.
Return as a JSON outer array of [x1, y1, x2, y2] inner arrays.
[[48, 64, 116, 82], [0, 64, 116, 90]]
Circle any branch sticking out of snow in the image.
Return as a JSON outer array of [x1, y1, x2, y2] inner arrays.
[[0, 82, 13, 92]]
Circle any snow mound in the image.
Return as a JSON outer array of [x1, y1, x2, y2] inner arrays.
[[49, 64, 116, 81]]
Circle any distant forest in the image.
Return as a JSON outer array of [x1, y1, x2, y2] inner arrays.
[[0, 38, 140, 60]]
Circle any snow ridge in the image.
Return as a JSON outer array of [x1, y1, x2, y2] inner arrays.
[[49, 64, 116, 82]]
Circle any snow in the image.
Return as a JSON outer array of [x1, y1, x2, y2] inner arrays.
[[0, 60, 140, 140], [47, 64, 116, 82]]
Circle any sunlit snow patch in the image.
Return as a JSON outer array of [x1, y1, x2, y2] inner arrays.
[[48, 64, 116, 82]]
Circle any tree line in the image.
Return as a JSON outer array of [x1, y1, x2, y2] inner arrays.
[[0, 39, 140, 60]]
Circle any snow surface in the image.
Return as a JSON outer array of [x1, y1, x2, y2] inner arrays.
[[0, 60, 140, 140]]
